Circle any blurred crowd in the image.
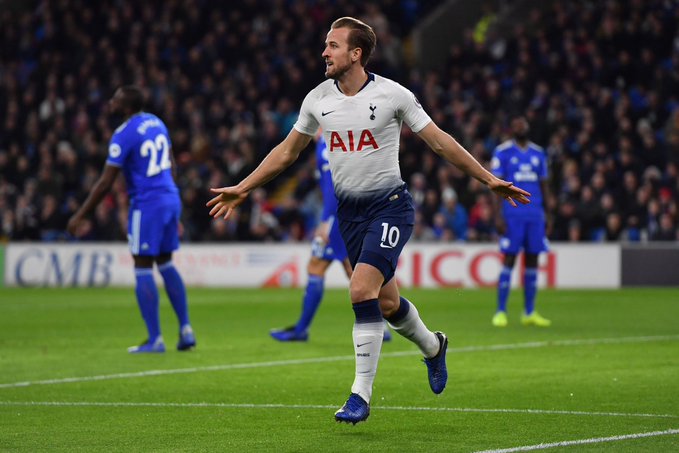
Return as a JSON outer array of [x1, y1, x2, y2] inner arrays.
[[0, 0, 678, 244]]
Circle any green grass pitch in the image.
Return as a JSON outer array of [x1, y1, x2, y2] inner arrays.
[[0, 287, 677, 452]]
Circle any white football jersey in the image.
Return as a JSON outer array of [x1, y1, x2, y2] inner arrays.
[[294, 73, 431, 218]]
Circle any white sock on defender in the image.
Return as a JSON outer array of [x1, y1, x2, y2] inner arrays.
[[387, 297, 439, 358]]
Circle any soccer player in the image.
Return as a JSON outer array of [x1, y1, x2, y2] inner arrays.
[[490, 115, 551, 327], [67, 85, 196, 353], [207, 17, 530, 424], [270, 135, 391, 342]]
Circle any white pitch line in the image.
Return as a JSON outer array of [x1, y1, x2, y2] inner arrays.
[[0, 401, 676, 420], [474, 428, 679, 452], [0, 334, 677, 389]]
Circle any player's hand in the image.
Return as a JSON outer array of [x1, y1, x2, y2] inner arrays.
[[207, 186, 249, 220], [66, 215, 84, 237], [489, 179, 531, 207], [315, 221, 331, 243]]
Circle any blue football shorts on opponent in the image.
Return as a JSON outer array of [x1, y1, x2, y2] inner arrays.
[[339, 187, 414, 283], [313, 217, 349, 262], [499, 217, 549, 255], [127, 195, 181, 256]]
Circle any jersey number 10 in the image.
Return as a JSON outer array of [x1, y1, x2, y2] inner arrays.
[[140, 134, 171, 177]]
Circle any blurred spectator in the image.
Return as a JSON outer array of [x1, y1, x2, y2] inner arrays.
[[38, 194, 65, 241], [249, 188, 280, 241], [411, 211, 436, 242], [468, 193, 495, 241], [651, 213, 678, 241], [438, 187, 468, 241], [0, 0, 677, 243]]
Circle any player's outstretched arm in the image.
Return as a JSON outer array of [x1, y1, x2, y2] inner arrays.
[[67, 165, 120, 236], [416, 122, 531, 206], [207, 129, 313, 219]]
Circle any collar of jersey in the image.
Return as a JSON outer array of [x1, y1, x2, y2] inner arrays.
[[513, 139, 531, 152], [334, 72, 375, 95]]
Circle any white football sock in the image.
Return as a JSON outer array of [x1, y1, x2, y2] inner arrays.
[[388, 301, 440, 358], [350, 320, 384, 403]]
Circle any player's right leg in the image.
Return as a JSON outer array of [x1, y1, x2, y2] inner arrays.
[[335, 262, 385, 424], [495, 221, 520, 326], [521, 221, 551, 327], [128, 254, 165, 353], [335, 193, 413, 423], [337, 256, 392, 341], [126, 206, 166, 353]]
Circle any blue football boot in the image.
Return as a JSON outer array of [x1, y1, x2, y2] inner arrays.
[[270, 326, 309, 342], [177, 325, 196, 351], [128, 336, 165, 354], [334, 393, 370, 425], [423, 331, 448, 394], [383, 325, 392, 342]]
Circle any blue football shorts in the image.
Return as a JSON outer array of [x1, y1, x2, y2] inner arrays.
[[339, 187, 414, 283], [313, 217, 349, 262], [127, 195, 181, 256], [499, 217, 549, 255]]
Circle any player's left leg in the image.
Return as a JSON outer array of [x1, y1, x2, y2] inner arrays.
[[157, 253, 195, 350], [520, 253, 550, 326], [380, 280, 447, 394], [523, 253, 539, 316], [521, 221, 551, 327], [156, 198, 196, 349]]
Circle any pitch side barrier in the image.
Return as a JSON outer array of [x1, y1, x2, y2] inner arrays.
[[13, 242, 674, 288], [621, 243, 679, 286], [4, 242, 678, 288]]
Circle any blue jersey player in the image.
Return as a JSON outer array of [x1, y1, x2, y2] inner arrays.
[[490, 116, 551, 327], [270, 135, 391, 342], [67, 86, 196, 352]]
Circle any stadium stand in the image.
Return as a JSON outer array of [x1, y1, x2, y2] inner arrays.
[[0, 0, 677, 243]]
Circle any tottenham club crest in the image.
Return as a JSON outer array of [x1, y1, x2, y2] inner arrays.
[[369, 103, 377, 120]]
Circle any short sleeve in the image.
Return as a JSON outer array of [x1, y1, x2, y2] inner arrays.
[[293, 91, 320, 136], [539, 152, 548, 179], [106, 130, 131, 167], [490, 150, 504, 178], [393, 84, 431, 133]]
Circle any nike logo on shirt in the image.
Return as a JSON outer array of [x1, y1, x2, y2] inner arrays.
[[321, 110, 335, 116]]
